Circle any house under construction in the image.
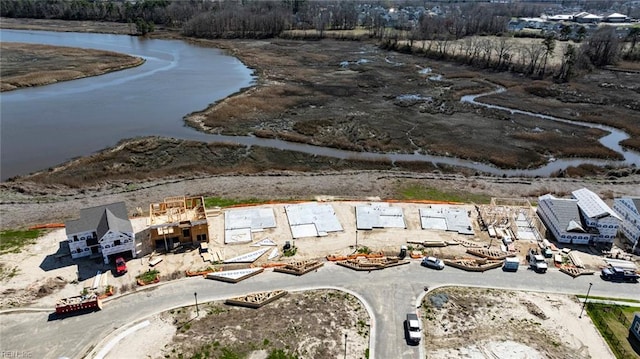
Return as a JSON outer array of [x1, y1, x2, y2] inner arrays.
[[149, 196, 209, 251]]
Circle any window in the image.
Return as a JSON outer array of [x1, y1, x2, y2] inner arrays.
[[114, 240, 121, 246], [77, 248, 82, 253]]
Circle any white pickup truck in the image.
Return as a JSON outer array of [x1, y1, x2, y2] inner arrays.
[[527, 249, 548, 273]]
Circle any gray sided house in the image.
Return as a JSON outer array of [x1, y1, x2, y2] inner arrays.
[[65, 202, 136, 264], [613, 197, 640, 253], [537, 188, 621, 247]]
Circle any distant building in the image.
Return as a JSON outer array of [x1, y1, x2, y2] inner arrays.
[[605, 13, 629, 23], [545, 14, 574, 22], [574, 12, 602, 23], [148, 196, 209, 251], [612, 197, 640, 253], [537, 188, 621, 246], [65, 202, 135, 264]]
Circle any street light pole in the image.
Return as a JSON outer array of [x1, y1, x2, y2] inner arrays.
[[194, 292, 199, 317], [344, 333, 347, 359], [578, 282, 593, 318]]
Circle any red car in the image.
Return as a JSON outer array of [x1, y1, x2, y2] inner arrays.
[[115, 257, 127, 276]]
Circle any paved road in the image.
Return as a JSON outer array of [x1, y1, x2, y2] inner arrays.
[[1, 262, 638, 359]]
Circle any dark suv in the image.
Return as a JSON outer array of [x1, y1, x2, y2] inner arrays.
[[405, 313, 421, 345]]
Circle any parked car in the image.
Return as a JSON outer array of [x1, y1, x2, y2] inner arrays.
[[405, 313, 421, 345], [600, 266, 639, 283], [421, 256, 445, 270], [115, 257, 127, 276]]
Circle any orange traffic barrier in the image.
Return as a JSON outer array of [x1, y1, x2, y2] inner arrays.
[[261, 262, 288, 268], [186, 270, 215, 277], [326, 255, 348, 261], [29, 223, 65, 230]]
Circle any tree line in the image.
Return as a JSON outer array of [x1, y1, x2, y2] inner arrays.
[[1, 0, 638, 80]]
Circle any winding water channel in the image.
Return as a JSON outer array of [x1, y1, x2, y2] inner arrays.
[[1, 29, 638, 181]]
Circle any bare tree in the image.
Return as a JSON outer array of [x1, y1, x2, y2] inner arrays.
[[582, 26, 620, 67], [494, 37, 514, 70]]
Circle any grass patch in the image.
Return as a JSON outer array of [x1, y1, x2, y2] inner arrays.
[[397, 184, 491, 204], [586, 303, 640, 359], [0, 229, 41, 254], [577, 295, 640, 304], [204, 196, 266, 208], [136, 269, 160, 284]]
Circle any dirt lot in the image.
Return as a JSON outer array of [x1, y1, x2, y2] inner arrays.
[[422, 288, 614, 359], [103, 290, 369, 359]]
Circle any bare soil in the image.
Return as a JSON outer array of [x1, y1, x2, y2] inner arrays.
[[153, 290, 369, 359], [422, 288, 614, 359]]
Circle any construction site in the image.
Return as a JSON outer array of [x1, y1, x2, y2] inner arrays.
[[2, 192, 630, 312]]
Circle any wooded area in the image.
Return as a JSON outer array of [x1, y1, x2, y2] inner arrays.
[[1, 0, 639, 81]]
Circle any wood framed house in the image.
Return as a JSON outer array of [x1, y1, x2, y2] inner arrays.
[[148, 196, 209, 251], [65, 202, 136, 264]]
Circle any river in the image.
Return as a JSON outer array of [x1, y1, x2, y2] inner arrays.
[[1, 30, 638, 181], [0, 29, 255, 180]]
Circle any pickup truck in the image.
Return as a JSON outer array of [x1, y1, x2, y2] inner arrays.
[[527, 249, 548, 273], [600, 266, 639, 283]]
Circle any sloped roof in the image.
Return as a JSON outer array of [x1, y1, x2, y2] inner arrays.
[[96, 209, 134, 239], [539, 195, 583, 231], [65, 202, 132, 235], [572, 188, 621, 220], [566, 219, 586, 233], [607, 13, 627, 18]]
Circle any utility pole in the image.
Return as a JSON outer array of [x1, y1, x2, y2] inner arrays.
[[194, 292, 199, 317], [578, 282, 593, 318], [344, 333, 347, 359]]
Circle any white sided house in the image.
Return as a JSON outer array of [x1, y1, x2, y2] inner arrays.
[[613, 197, 640, 253], [537, 188, 621, 246], [65, 202, 136, 264]]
